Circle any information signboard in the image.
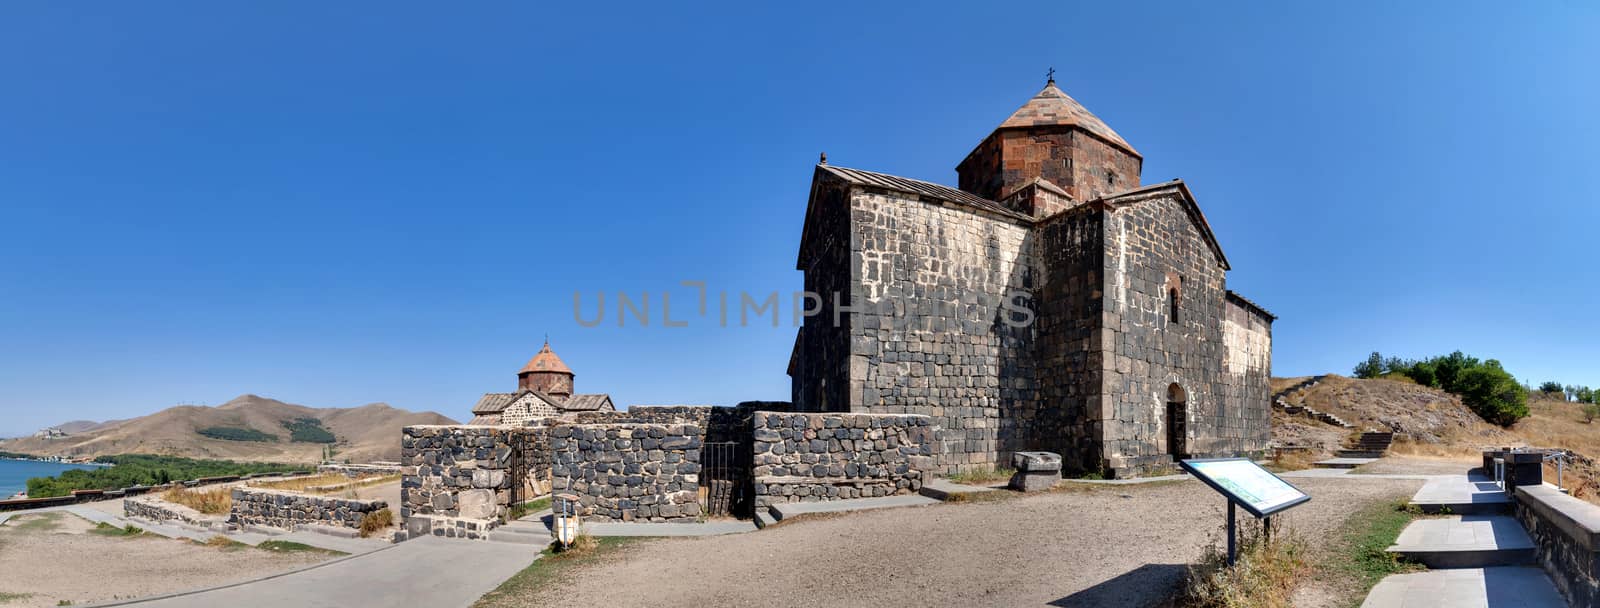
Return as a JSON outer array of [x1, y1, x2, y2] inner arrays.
[[1181, 458, 1310, 517]]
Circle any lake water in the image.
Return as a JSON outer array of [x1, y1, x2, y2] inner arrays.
[[0, 459, 100, 498]]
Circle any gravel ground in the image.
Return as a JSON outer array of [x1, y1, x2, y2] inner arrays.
[[1351, 455, 1478, 476], [486, 476, 1424, 608], [0, 511, 333, 607]]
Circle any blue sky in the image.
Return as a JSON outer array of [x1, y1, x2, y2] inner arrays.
[[1, 2, 1596, 436]]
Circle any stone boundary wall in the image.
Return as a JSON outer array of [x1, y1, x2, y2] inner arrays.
[[124, 495, 228, 529], [230, 487, 387, 531], [318, 463, 404, 477], [1515, 484, 1600, 606], [400, 425, 547, 539], [550, 423, 704, 523], [751, 412, 939, 507], [0, 471, 302, 513]]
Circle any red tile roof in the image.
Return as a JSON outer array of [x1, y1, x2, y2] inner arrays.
[[998, 81, 1139, 157], [519, 342, 573, 375]]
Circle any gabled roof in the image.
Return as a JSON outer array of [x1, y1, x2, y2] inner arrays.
[[519, 342, 573, 375], [996, 81, 1139, 157], [471, 392, 519, 415], [1226, 290, 1277, 321], [1093, 180, 1231, 270], [563, 394, 614, 412], [819, 165, 1031, 222]]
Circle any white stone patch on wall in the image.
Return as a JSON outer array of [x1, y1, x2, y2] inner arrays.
[[1223, 317, 1271, 376]]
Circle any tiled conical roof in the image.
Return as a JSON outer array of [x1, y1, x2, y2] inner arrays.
[[997, 80, 1139, 157], [519, 342, 573, 375]]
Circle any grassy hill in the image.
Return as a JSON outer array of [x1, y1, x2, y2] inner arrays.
[[0, 394, 456, 463], [1274, 374, 1600, 502]]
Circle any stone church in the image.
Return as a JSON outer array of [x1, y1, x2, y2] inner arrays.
[[469, 341, 615, 425], [787, 78, 1275, 478]]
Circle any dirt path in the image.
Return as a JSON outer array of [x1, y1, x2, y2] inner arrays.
[[0, 511, 333, 607], [484, 477, 1423, 608]]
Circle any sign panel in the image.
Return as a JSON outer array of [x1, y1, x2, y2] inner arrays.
[[1180, 458, 1310, 517]]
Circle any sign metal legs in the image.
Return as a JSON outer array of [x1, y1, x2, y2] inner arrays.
[[1227, 500, 1237, 567]]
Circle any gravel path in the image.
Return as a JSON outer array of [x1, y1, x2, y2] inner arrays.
[[486, 476, 1424, 608], [0, 511, 331, 607]]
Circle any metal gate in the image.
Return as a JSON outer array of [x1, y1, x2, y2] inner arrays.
[[701, 441, 748, 517]]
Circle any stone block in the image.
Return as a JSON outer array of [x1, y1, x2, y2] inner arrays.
[[1012, 451, 1062, 473]]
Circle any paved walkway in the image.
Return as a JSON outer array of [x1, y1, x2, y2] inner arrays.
[[525, 514, 756, 537], [98, 537, 537, 607], [1409, 474, 1512, 513], [1387, 515, 1535, 568], [1359, 567, 1564, 608]]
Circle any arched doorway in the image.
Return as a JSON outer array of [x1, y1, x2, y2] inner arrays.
[[1166, 383, 1187, 460]]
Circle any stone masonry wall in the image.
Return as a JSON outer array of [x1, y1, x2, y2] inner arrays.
[[1515, 484, 1600, 607], [231, 487, 387, 531], [751, 412, 938, 507], [549, 423, 705, 523], [1034, 207, 1106, 473], [842, 187, 1036, 474], [1097, 192, 1227, 476], [124, 496, 226, 529], [400, 425, 545, 538], [1222, 294, 1274, 459], [792, 176, 855, 413]]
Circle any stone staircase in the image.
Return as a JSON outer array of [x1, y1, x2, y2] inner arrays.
[[1360, 473, 1564, 607], [1271, 375, 1354, 428], [1337, 431, 1395, 458], [486, 519, 548, 545]]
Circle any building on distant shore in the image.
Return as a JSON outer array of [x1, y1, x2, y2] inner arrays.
[[786, 77, 1275, 478], [468, 341, 615, 425]]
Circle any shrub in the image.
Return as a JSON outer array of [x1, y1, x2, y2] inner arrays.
[[1583, 404, 1600, 424], [1454, 362, 1528, 426], [1175, 520, 1307, 608], [358, 508, 393, 537], [1540, 381, 1566, 394], [197, 427, 278, 442]]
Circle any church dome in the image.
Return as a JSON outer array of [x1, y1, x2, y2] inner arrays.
[[996, 80, 1139, 157], [520, 342, 573, 375]]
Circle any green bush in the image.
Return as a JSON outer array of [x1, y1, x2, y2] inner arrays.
[[197, 426, 278, 442], [1352, 350, 1528, 427], [26, 454, 301, 498], [282, 418, 336, 444], [1540, 381, 1566, 394]]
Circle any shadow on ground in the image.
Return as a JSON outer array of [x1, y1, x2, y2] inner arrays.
[[1049, 563, 1186, 607]]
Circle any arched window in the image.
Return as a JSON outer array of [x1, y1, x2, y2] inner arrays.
[[1169, 287, 1181, 324]]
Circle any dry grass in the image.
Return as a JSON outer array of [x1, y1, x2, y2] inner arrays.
[[162, 487, 232, 515], [1384, 437, 1485, 460], [250, 473, 395, 494], [1173, 520, 1308, 608], [358, 508, 393, 538], [1268, 450, 1319, 472], [947, 466, 1016, 485]]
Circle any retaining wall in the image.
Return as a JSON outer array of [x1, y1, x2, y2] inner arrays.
[[751, 412, 939, 507], [549, 423, 705, 522], [231, 487, 387, 531], [1514, 484, 1600, 606], [124, 495, 228, 529], [400, 425, 548, 539]]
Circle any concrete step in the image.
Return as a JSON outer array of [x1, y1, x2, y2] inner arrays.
[[1410, 475, 1513, 515], [754, 509, 777, 529], [487, 530, 546, 545], [1313, 457, 1378, 469], [1360, 567, 1564, 608], [919, 479, 998, 501], [1337, 450, 1386, 458], [1387, 516, 1535, 568], [768, 494, 940, 522]]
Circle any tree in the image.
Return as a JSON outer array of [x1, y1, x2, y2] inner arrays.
[[1408, 360, 1439, 388], [1354, 352, 1385, 379], [1584, 404, 1600, 424], [1454, 360, 1529, 426], [1540, 381, 1566, 394]]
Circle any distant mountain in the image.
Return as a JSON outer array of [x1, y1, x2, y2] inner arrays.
[[1, 394, 457, 463]]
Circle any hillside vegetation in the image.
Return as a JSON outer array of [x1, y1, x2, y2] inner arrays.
[[26, 454, 303, 498], [1274, 375, 1600, 503], [0, 394, 457, 463]]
